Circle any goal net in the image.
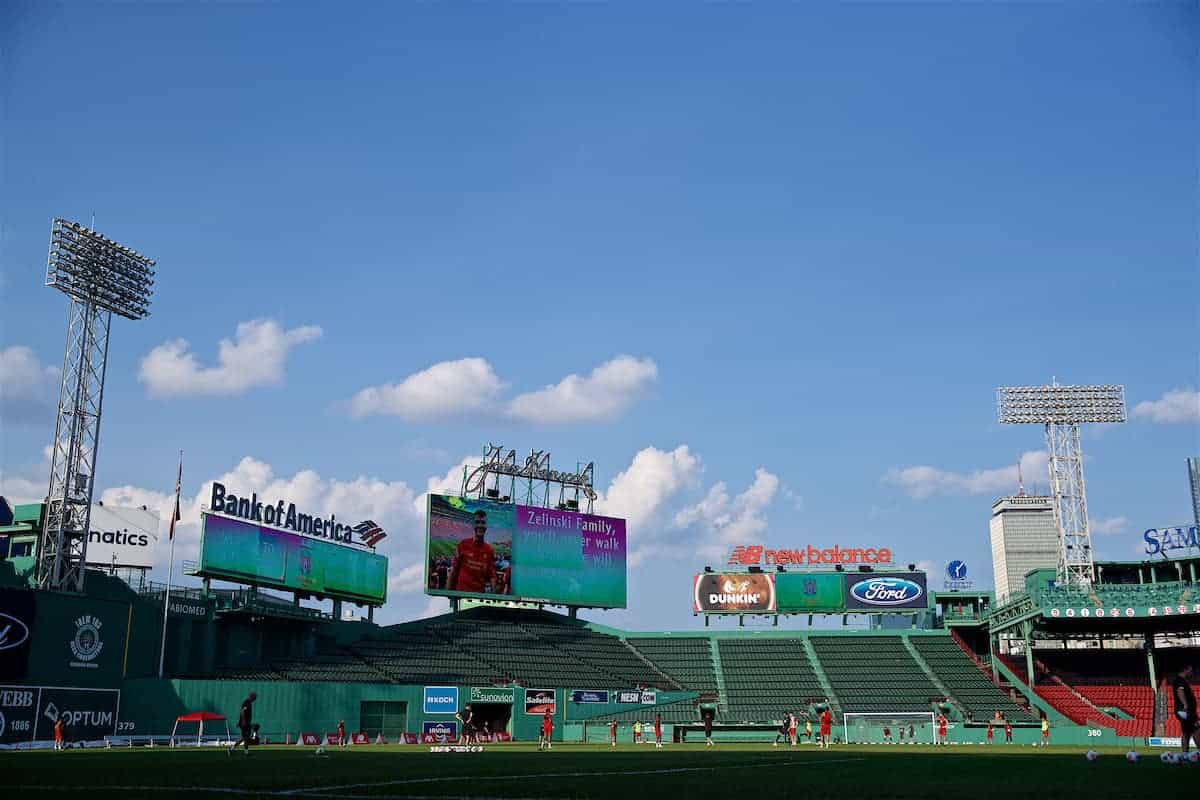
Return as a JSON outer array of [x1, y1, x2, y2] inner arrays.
[[843, 712, 936, 744]]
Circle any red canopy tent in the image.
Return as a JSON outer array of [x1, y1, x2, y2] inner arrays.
[[171, 711, 230, 745]]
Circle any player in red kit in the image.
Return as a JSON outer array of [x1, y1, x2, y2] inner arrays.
[[608, 719, 617, 747], [448, 510, 498, 593], [654, 713, 663, 749], [539, 711, 553, 751], [986, 721, 993, 745], [819, 708, 832, 750], [1004, 718, 1013, 744], [936, 713, 948, 745]]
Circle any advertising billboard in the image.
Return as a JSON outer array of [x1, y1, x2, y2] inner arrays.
[[0, 685, 120, 745], [774, 572, 844, 612], [524, 689, 556, 715], [692, 573, 776, 613], [85, 505, 160, 569], [423, 686, 459, 714], [842, 572, 928, 611], [0, 589, 34, 681], [425, 494, 626, 608], [199, 513, 387, 605]]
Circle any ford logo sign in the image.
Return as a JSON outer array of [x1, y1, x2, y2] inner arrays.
[[0, 613, 30, 651], [849, 577, 924, 606]]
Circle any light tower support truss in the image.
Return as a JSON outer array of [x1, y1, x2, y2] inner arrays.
[[38, 219, 155, 592], [462, 443, 597, 513], [997, 384, 1126, 588]]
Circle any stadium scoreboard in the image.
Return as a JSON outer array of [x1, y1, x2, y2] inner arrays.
[[425, 493, 627, 608], [198, 512, 388, 605]]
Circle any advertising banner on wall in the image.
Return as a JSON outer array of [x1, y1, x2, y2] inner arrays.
[[616, 690, 640, 704], [423, 686, 459, 715], [524, 689, 556, 715], [0, 589, 35, 682], [469, 687, 515, 704], [425, 494, 627, 608], [692, 573, 776, 613], [774, 573, 845, 612], [85, 505, 160, 569], [569, 690, 609, 704], [199, 513, 388, 605], [421, 721, 458, 742], [842, 573, 928, 611], [0, 685, 119, 745]]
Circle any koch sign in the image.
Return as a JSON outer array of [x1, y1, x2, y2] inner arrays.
[[570, 690, 609, 704], [423, 686, 458, 714], [842, 573, 928, 611], [1143, 526, 1199, 558]]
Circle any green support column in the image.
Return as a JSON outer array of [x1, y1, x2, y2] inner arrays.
[[1021, 621, 1035, 686], [1146, 633, 1157, 690], [989, 634, 999, 678]]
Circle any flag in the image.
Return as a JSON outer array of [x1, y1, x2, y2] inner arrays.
[[352, 520, 387, 547], [169, 452, 183, 540]]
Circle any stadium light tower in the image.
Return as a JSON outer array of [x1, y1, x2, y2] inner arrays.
[[997, 383, 1126, 588], [37, 218, 155, 592]]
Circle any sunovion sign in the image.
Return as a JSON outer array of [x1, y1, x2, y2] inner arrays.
[[843, 573, 927, 611], [423, 686, 458, 714], [1143, 525, 1199, 559], [209, 482, 380, 545]]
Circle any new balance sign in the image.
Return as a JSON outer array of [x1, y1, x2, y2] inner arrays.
[[424, 686, 459, 714]]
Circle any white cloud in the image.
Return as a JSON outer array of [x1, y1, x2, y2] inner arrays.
[[884, 450, 1048, 500], [0, 346, 59, 422], [349, 358, 503, 421], [507, 356, 658, 424], [674, 468, 781, 560], [1133, 389, 1200, 424], [138, 319, 322, 397], [1090, 516, 1128, 536], [0, 472, 45, 505]]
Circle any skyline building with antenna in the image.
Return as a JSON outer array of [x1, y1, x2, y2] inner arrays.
[[989, 461, 1059, 602]]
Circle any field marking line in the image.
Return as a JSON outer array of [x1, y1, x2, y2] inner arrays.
[[279, 757, 866, 796]]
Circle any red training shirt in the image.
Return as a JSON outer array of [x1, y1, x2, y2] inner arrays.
[[451, 538, 497, 593]]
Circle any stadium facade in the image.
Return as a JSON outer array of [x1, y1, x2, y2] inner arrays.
[[3, 496, 1199, 751], [1189, 456, 1199, 527]]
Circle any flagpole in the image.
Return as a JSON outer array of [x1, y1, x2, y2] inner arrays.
[[158, 450, 182, 679]]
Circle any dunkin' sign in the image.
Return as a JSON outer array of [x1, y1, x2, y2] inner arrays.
[[693, 573, 777, 613]]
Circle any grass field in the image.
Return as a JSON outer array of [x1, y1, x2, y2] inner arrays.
[[2, 743, 1194, 799]]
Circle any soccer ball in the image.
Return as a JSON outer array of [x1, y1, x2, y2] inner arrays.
[[1125, 750, 1139, 763], [315, 746, 325, 755], [1161, 752, 1181, 765], [1187, 751, 1199, 764], [1085, 750, 1098, 762]]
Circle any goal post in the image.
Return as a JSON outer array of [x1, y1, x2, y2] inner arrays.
[[843, 712, 936, 744]]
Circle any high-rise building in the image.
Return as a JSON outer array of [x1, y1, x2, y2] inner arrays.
[[990, 495, 1058, 603], [1189, 457, 1200, 527]]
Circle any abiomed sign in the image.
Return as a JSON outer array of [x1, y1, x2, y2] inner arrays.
[[469, 687, 515, 704]]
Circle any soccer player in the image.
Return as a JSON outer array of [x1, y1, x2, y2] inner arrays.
[[986, 720, 993, 745], [609, 719, 618, 747], [1004, 718, 1013, 744], [818, 708, 832, 749], [1174, 664, 1198, 754], [936, 713, 948, 746], [654, 713, 663, 749], [1040, 715, 1049, 746], [883, 725, 892, 744], [229, 692, 257, 755], [805, 718, 812, 742], [337, 720, 346, 747], [539, 710, 554, 751], [789, 712, 798, 746], [634, 720, 642, 743], [774, 713, 789, 747], [703, 711, 714, 747], [53, 717, 65, 751], [908, 724, 914, 744], [448, 510, 499, 593]]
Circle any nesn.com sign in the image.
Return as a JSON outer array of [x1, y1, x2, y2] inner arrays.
[[424, 686, 459, 714]]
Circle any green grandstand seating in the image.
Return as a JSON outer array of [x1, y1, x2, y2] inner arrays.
[[627, 638, 718, 696], [810, 636, 941, 714], [717, 639, 825, 722], [911, 637, 1035, 722]]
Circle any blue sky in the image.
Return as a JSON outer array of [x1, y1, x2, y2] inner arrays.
[[1, 2, 1196, 629]]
